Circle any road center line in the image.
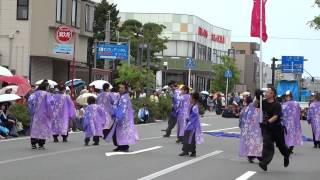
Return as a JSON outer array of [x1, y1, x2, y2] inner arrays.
[[105, 146, 162, 156], [235, 171, 256, 180], [137, 150, 223, 180], [203, 127, 239, 133]]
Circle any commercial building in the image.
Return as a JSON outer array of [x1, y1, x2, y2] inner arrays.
[[232, 42, 272, 93], [0, 0, 95, 83], [119, 12, 232, 91]]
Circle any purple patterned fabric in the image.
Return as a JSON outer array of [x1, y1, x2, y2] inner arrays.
[[51, 94, 76, 135], [308, 101, 320, 141], [239, 103, 262, 157], [282, 100, 303, 147], [83, 104, 106, 138], [97, 92, 114, 129], [172, 89, 181, 117], [104, 93, 138, 145], [28, 90, 54, 139], [185, 104, 204, 144], [177, 94, 190, 137]]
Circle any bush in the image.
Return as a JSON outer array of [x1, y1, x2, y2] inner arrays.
[[10, 103, 30, 129]]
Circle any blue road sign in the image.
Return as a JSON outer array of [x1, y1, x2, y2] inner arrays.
[[281, 56, 304, 74], [96, 43, 129, 61], [224, 69, 233, 78], [185, 57, 196, 69]]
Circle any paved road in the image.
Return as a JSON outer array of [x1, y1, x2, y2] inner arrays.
[[0, 112, 319, 180]]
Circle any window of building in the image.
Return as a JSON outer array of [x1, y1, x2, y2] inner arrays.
[[56, 0, 67, 24], [236, 50, 246, 54], [85, 5, 95, 32], [17, 0, 29, 20], [72, 0, 81, 28]]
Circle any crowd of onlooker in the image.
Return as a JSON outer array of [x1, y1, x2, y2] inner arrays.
[[200, 91, 251, 118]]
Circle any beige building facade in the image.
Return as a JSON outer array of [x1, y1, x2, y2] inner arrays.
[[0, 0, 95, 83]]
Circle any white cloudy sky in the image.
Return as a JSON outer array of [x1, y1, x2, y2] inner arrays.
[[93, 0, 320, 77]]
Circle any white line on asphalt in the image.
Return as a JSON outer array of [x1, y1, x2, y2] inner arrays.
[[105, 146, 163, 157], [137, 150, 223, 180], [136, 123, 157, 126], [203, 127, 239, 133], [235, 171, 256, 180], [201, 123, 211, 127], [0, 136, 164, 165]]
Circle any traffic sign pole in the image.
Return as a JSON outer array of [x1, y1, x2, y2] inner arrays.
[[188, 68, 191, 87], [225, 77, 229, 107]]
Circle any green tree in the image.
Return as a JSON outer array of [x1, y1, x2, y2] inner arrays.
[[211, 56, 240, 92], [93, 0, 120, 41], [119, 19, 168, 66], [115, 63, 155, 93], [309, 1, 320, 30]]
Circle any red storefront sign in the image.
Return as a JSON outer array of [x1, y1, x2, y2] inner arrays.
[[211, 34, 225, 44], [197, 27, 225, 44]]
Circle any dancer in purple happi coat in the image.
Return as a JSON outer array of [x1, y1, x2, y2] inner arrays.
[[307, 93, 320, 148], [28, 81, 54, 149], [282, 91, 303, 153], [105, 82, 138, 152], [52, 85, 76, 142], [83, 96, 106, 146], [163, 81, 181, 137], [97, 83, 115, 138], [176, 85, 190, 143], [239, 96, 263, 163], [179, 92, 204, 157]]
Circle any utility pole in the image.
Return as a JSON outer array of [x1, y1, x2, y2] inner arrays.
[[271, 57, 278, 87], [105, 11, 111, 43]]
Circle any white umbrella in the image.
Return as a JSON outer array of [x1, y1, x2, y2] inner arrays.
[[0, 66, 12, 76], [35, 79, 58, 88], [162, 85, 169, 89], [76, 93, 97, 106], [0, 94, 21, 103], [200, 91, 209, 95], [0, 85, 18, 95], [89, 80, 113, 90]]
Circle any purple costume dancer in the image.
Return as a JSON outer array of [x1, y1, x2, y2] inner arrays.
[[176, 85, 190, 143], [282, 94, 303, 152], [28, 82, 54, 149], [83, 96, 106, 146], [105, 83, 138, 152], [164, 81, 181, 137], [97, 83, 115, 138], [239, 102, 263, 162], [179, 92, 204, 157], [307, 98, 320, 148], [52, 87, 76, 142]]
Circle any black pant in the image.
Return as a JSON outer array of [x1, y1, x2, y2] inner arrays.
[[85, 136, 99, 145], [165, 113, 177, 136], [182, 130, 196, 153], [113, 128, 129, 150], [312, 133, 320, 146], [53, 132, 68, 140], [31, 138, 46, 147], [260, 123, 290, 166]]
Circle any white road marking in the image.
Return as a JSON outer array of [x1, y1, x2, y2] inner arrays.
[[105, 146, 162, 157], [136, 123, 157, 126], [0, 136, 164, 165], [137, 150, 223, 180], [201, 123, 211, 127], [203, 127, 239, 133], [235, 171, 256, 180]]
